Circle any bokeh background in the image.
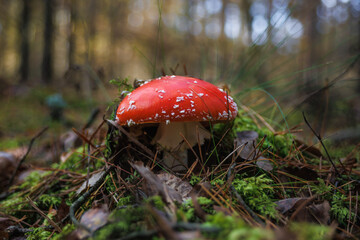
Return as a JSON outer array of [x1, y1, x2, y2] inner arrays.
[[0, 0, 359, 149]]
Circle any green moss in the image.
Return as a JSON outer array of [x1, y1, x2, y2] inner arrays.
[[203, 212, 272, 240], [52, 224, 75, 240], [330, 192, 355, 226], [26, 227, 54, 240], [189, 175, 202, 186], [232, 174, 278, 219], [0, 138, 22, 150], [233, 111, 293, 157], [310, 179, 356, 226], [93, 206, 147, 239], [210, 178, 225, 186], [180, 197, 215, 221], [146, 195, 166, 211], [18, 170, 51, 190], [289, 222, 331, 240], [311, 178, 332, 197], [0, 193, 27, 215], [58, 146, 104, 173], [37, 194, 61, 208], [117, 196, 134, 207]]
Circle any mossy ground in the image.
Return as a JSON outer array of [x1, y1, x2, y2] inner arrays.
[[0, 84, 359, 239]]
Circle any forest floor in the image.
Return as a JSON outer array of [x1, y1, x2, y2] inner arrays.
[[0, 83, 359, 240]]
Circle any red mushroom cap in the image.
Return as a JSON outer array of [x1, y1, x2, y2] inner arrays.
[[116, 75, 238, 126]]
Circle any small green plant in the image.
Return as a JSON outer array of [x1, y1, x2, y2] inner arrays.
[[109, 77, 133, 93], [146, 195, 166, 211], [311, 178, 332, 197], [310, 179, 355, 225], [232, 174, 278, 219], [52, 224, 75, 240], [189, 175, 202, 186], [116, 196, 133, 207], [93, 206, 147, 239], [181, 197, 215, 221], [26, 227, 54, 240], [37, 194, 61, 208], [210, 178, 225, 186], [330, 192, 355, 226], [56, 146, 104, 172], [125, 171, 140, 183]]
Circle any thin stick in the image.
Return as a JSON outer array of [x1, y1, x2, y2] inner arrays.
[[227, 163, 265, 226], [69, 166, 114, 233], [302, 112, 346, 177], [107, 120, 154, 158], [27, 197, 61, 232], [7, 127, 48, 189]]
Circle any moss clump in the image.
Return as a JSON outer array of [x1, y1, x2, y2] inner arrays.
[[145, 195, 166, 211], [189, 175, 202, 186], [93, 206, 148, 239], [52, 224, 75, 240], [233, 111, 292, 157], [289, 222, 332, 240], [232, 174, 278, 219], [25, 227, 54, 240], [310, 179, 356, 226], [116, 195, 134, 207], [53, 146, 104, 173], [203, 212, 272, 240], [180, 197, 215, 222], [37, 194, 61, 208], [0, 193, 27, 215], [18, 170, 51, 190]]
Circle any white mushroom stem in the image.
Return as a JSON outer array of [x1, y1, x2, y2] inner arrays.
[[152, 122, 211, 171]]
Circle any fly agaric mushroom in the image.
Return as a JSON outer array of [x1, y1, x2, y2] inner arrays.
[[116, 75, 238, 170]]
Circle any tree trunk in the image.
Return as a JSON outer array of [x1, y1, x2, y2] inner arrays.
[[68, 0, 77, 68], [42, 0, 55, 84], [19, 0, 31, 83]]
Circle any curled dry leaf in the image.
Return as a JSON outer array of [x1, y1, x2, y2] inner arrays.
[[292, 200, 331, 224], [157, 172, 192, 200], [275, 197, 308, 214], [76, 206, 109, 239], [235, 131, 274, 171], [0, 152, 17, 191], [130, 161, 192, 203], [256, 156, 274, 172], [235, 131, 259, 160]]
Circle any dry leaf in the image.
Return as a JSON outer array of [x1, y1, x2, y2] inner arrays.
[[130, 161, 189, 204], [275, 198, 308, 214], [76, 205, 109, 239], [235, 131, 259, 160]]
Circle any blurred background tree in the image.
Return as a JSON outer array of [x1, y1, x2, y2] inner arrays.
[[0, 0, 359, 145]]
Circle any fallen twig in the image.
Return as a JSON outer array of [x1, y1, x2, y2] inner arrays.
[[302, 112, 346, 177], [107, 119, 155, 158], [6, 127, 49, 191], [27, 197, 61, 232], [69, 166, 114, 233]]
